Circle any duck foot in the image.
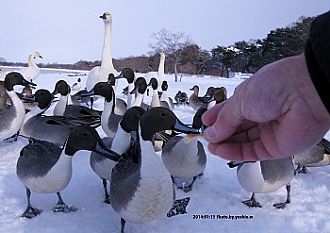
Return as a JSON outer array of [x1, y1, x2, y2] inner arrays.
[[273, 201, 289, 209], [104, 197, 111, 205], [242, 199, 262, 208], [167, 197, 190, 218], [102, 179, 111, 204], [21, 206, 42, 219], [181, 186, 192, 193], [294, 165, 308, 175], [299, 166, 308, 174], [173, 177, 196, 193], [242, 193, 262, 208], [4, 132, 19, 142], [53, 203, 77, 213]]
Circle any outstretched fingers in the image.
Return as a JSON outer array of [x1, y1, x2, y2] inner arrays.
[[203, 96, 244, 144], [208, 139, 274, 161]]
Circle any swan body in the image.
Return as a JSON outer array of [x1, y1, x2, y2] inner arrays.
[[18, 52, 43, 81]]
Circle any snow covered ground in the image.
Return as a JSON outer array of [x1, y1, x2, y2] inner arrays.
[[0, 68, 329, 233]]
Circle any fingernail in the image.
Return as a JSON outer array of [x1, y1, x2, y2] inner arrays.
[[204, 127, 217, 142]]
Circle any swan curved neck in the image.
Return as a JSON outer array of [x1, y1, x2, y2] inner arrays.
[[101, 22, 114, 70], [28, 55, 38, 68], [158, 56, 165, 74]]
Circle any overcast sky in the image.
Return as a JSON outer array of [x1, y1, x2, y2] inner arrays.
[[0, 0, 329, 64]]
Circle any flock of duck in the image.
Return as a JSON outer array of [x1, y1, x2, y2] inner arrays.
[[1, 11, 330, 233]]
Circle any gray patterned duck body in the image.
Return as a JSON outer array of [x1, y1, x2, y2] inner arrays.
[[16, 125, 121, 219], [110, 107, 200, 232]]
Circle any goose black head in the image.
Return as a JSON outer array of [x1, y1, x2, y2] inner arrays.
[[161, 81, 168, 91], [148, 78, 158, 90], [120, 107, 146, 133], [22, 89, 53, 110], [117, 68, 135, 84], [139, 107, 200, 141], [52, 80, 70, 96], [4, 72, 36, 91], [65, 125, 121, 161], [81, 82, 114, 102], [130, 77, 147, 94]]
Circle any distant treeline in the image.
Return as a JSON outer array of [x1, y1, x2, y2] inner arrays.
[[0, 16, 314, 77]]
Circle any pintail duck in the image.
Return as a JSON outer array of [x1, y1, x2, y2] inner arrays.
[[21, 89, 99, 146], [90, 107, 145, 203], [52, 80, 101, 125], [159, 81, 174, 110], [0, 72, 36, 141], [110, 107, 199, 232], [294, 138, 330, 174], [16, 125, 121, 218], [162, 108, 207, 192], [228, 156, 294, 209]]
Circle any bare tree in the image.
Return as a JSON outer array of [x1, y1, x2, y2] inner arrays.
[[149, 28, 192, 82]]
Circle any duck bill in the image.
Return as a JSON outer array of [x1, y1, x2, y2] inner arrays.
[[21, 94, 37, 102], [129, 86, 137, 94], [51, 90, 59, 95], [80, 89, 95, 97], [174, 118, 200, 134], [205, 96, 215, 103], [115, 74, 124, 79], [95, 140, 121, 162], [22, 79, 37, 87], [227, 161, 242, 168]]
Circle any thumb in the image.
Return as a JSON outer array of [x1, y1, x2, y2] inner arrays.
[[203, 95, 244, 143]]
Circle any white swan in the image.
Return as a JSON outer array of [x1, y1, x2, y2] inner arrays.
[[144, 52, 165, 90], [18, 52, 43, 81], [86, 12, 118, 92]]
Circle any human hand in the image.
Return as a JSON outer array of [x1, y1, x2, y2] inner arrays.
[[202, 54, 330, 161]]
